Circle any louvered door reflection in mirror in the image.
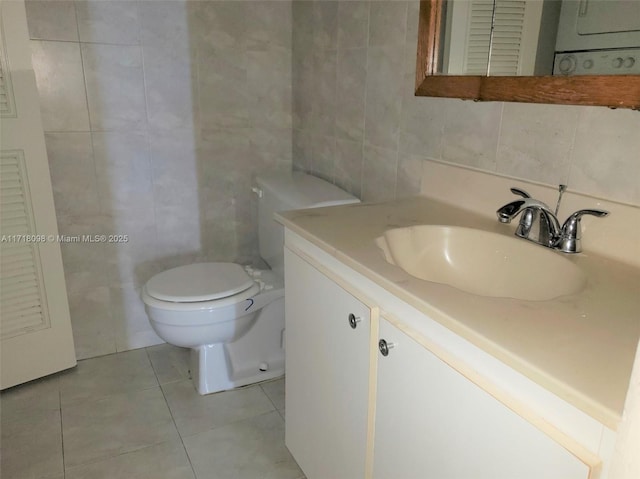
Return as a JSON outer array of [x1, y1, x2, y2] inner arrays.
[[440, 0, 554, 76]]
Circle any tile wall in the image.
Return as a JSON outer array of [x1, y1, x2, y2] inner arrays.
[[291, 0, 640, 207], [25, 0, 640, 359], [25, 0, 292, 359]]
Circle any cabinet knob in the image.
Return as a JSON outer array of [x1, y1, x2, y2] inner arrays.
[[348, 313, 361, 329], [379, 339, 395, 357]]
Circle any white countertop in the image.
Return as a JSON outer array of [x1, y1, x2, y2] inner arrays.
[[277, 195, 640, 430]]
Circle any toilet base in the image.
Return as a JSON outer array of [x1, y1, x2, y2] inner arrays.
[[190, 295, 285, 395]]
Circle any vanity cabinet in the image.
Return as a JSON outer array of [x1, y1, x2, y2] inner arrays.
[[284, 244, 600, 479], [373, 318, 591, 479], [284, 248, 372, 479]]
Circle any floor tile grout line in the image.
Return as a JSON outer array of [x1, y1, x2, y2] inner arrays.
[[60, 382, 162, 409], [59, 388, 67, 479], [63, 438, 184, 474], [177, 408, 282, 442], [259, 377, 285, 412], [145, 347, 199, 479]]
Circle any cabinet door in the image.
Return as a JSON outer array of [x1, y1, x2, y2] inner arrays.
[[285, 249, 371, 479], [373, 318, 591, 479]]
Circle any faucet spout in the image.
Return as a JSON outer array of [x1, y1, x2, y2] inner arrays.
[[496, 199, 529, 223], [496, 198, 562, 247]]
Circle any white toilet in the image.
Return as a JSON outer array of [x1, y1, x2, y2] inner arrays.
[[142, 172, 359, 395]]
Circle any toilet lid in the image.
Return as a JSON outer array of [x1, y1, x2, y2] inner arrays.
[[145, 263, 254, 302]]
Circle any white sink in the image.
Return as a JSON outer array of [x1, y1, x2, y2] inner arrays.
[[375, 225, 586, 301]]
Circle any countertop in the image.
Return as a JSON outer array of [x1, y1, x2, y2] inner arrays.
[[276, 196, 640, 429]]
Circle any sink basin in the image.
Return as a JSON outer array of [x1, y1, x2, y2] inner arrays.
[[375, 225, 586, 301]]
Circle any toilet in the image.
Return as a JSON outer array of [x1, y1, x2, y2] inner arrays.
[[142, 172, 359, 395]]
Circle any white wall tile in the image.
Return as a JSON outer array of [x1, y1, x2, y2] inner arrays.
[[143, 45, 197, 131], [396, 153, 423, 198], [75, 0, 140, 45], [138, 0, 194, 52], [441, 100, 502, 170], [496, 103, 579, 185], [570, 107, 640, 205], [313, 48, 338, 137], [292, 128, 314, 173], [56, 214, 109, 294], [103, 207, 160, 288], [194, 1, 246, 50], [155, 205, 203, 262], [335, 138, 363, 198], [362, 144, 398, 202], [368, 1, 408, 47], [110, 282, 163, 352], [92, 131, 154, 214], [149, 129, 199, 211], [247, 47, 292, 130], [30, 40, 90, 131], [67, 286, 116, 360], [249, 127, 294, 173], [246, 1, 293, 51], [198, 46, 249, 129], [364, 45, 405, 151], [337, 1, 370, 50], [81, 44, 147, 131], [311, 134, 337, 183], [336, 47, 367, 142], [25, 0, 78, 41], [312, 1, 338, 50], [399, 96, 445, 161], [198, 128, 253, 199], [45, 132, 100, 217]]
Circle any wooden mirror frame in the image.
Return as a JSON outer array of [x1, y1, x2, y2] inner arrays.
[[415, 0, 640, 109]]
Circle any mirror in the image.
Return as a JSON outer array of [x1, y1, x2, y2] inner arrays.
[[416, 0, 640, 108], [439, 0, 640, 77]]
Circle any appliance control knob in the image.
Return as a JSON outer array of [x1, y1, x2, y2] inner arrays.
[[624, 57, 636, 68], [558, 55, 576, 74], [612, 57, 624, 68], [582, 59, 594, 70]]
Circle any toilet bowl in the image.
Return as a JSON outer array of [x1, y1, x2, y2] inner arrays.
[[142, 172, 359, 395], [142, 262, 286, 395]]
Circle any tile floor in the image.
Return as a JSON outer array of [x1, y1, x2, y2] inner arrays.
[[1, 345, 303, 479]]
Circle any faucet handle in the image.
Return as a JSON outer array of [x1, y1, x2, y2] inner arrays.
[[510, 187, 531, 198], [496, 188, 530, 224], [558, 209, 609, 253]]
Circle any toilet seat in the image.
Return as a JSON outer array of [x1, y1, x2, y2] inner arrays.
[[142, 281, 262, 319], [145, 263, 254, 302]]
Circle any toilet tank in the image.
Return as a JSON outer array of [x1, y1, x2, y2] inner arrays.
[[255, 172, 359, 274]]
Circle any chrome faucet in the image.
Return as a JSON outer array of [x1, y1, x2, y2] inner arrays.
[[496, 186, 609, 253]]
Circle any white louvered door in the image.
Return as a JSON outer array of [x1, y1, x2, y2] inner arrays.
[[0, 0, 75, 389], [444, 0, 545, 76]]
